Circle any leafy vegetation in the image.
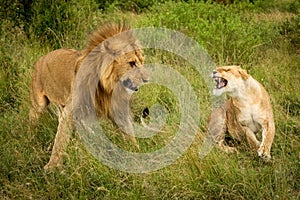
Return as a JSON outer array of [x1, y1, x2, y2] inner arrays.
[[1, 0, 299, 199]]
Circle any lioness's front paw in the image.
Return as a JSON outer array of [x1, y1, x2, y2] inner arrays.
[[217, 140, 238, 154], [259, 154, 271, 162], [223, 146, 238, 154], [257, 149, 271, 162]]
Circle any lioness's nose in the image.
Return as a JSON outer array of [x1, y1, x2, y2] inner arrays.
[[212, 70, 217, 75]]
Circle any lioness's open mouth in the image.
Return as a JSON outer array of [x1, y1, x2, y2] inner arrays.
[[213, 76, 228, 89]]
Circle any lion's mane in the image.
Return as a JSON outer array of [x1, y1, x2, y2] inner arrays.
[[73, 22, 144, 120]]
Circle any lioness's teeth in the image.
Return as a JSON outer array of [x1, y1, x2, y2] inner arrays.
[[213, 77, 219, 82]]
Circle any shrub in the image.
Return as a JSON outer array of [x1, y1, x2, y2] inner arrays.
[[279, 15, 300, 49], [29, 0, 99, 48], [96, 0, 172, 13], [138, 1, 274, 65]]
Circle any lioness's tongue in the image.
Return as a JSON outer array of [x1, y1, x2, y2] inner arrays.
[[219, 80, 225, 88]]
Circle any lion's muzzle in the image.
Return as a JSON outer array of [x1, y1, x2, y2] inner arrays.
[[123, 78, 139, 91]]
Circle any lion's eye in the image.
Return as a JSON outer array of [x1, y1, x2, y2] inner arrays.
[[129, 61, 136, 68]]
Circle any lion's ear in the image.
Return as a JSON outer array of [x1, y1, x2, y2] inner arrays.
[[238, 68, 250, 80]]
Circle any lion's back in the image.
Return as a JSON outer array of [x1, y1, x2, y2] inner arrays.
[[32, 48, 81, 105]]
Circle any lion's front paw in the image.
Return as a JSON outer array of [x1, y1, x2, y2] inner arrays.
[[43, 156, 63, 171], [44, 162, 62, 171]]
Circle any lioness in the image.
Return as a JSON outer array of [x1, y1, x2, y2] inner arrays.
[[29, 22, 149, 170], [206, 65, 275, 161]]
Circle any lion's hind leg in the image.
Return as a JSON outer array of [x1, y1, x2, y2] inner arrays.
[[44, 105, 73, 170], [29, 91, 50, 128]]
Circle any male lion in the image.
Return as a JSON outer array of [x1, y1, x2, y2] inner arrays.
[[205, 65, 275, 161], [29, 22, 149, 170]]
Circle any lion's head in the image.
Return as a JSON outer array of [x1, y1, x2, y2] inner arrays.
[[212, 65, 250, 96], [104, 47, 149, 95], [75, 22, 149, 121]]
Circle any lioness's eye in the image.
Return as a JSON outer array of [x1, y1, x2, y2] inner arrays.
[[129, 61, 136, 68]]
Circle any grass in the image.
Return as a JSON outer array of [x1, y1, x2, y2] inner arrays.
[[1, 0, 299, 199]]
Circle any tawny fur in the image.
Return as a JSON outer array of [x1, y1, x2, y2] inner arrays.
[[207, 65, 275, 161], [29, 22, 149, 170]]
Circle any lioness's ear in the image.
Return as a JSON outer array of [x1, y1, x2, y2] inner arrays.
[[238, 68, 250, 80]]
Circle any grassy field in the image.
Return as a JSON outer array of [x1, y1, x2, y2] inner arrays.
[[1, 0, 299, 199]]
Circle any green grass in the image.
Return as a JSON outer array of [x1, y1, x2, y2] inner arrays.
[[1, 0, 299, 199]]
